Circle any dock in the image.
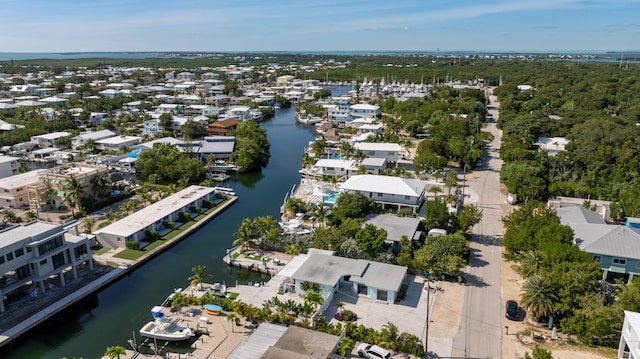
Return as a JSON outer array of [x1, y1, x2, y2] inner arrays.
[[0, 196, 238, 350]]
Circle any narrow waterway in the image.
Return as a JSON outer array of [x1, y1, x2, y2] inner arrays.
[[5, 87, 350, 359]]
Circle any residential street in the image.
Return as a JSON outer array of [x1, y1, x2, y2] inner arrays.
[[451, 91, 504, 359]]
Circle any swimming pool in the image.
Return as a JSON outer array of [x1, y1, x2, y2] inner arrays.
[[323, 193, 341, 205]]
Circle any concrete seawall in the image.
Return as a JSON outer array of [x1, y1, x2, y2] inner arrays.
[[0, 196, 238, 349]]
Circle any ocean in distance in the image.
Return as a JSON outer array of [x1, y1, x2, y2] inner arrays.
[[0, 50, 638, 62]]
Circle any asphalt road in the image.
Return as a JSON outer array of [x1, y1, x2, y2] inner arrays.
[[451, 91, 504, 359]]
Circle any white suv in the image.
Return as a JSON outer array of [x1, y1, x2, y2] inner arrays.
[[357, 343, 391, 359]]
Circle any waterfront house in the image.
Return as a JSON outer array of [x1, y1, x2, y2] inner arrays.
[[619, 311, 640, 359], [71, 130, 116, 150], [94, 185, 216, 248], [350, 103, 381, 118], [31, 132, 72, 148], [340, 174, 426, 214], [290, 250, 407, 305], [557, 206, 640, 283], [353, 142, 401, 163], [196, 136, 235, 160], [0, 221, 94, 313], [309, 159, 357, 179], [95, 136, 141, 152]]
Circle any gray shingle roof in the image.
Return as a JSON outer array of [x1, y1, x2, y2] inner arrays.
[[556, 206, 606, 225]]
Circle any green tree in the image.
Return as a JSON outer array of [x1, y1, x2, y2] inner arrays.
[[25, 211, 37, 222], [135, 142, 205, 183], [233, 218, 255, 251], [104, 345, 126, 359], [82, 216, 95, 234], [523, 346, 553, 359], [231, 120, 270, 172], [355, 224, 389, 257], [455, 204, 483, 232], [520, 275, 558, 322], [445, 170, 458, 194], [64, 175, 85, 216], [188, 265, 213, 291], [159, 113, 174, 133], [519, 250, 544, 279], [413, 232, 468, 276]]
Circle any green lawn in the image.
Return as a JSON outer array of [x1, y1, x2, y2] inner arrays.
[[244, 254, 272, 262], [114, 199, 230, 260], [93, 247, 110, 255]]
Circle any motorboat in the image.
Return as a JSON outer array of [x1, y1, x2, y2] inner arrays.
[[278, 215, 312, 235], [213, 186, 236, 196], [139, 306, 195, 342], [207, 172, 231, 182], [210, 160, 237, 172]]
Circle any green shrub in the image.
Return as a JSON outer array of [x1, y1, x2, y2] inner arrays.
[[162, 221, 174, 229], [125, 240, 139, 250]]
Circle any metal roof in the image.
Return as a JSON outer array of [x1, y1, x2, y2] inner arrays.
[[225, 323, 288, 359]]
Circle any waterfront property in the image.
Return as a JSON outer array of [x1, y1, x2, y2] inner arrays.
[[340, 174, 426, 214], [71, 129, 116, 150], [94, 185, 217, 248], [290, 250, 407, 305], [353, 142, 401, 163], [557, 206, 640, 283], [0, 221, 94, 313], [206, 118, 241, 136]]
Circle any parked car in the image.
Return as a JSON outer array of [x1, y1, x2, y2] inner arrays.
[[506, 300, 519, 320], [357, 343, 391, 359]]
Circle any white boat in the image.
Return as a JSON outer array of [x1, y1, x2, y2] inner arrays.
[[213, 186, 236, 196], [278, 215, 312, 235], [210, 160, 237, 172], [139, 306, 195, 342], [207, 172, 231, 182]]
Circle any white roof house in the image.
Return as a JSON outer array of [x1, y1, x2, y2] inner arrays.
[[72, 129, 116, 149], [95, 136, 142, 151], [620, 311, 640, 359], [340, 174, 426, 213], [354, 142, 401, 162], [94, 185, 216, 248], [535, 137, 569, 156]]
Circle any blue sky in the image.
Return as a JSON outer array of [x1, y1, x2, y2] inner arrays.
[[1, 0, 638, 52]]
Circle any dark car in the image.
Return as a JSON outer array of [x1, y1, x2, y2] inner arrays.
[[506, 300, 519, 320]]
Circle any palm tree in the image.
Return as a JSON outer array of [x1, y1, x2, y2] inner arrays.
[[378, 321, 400, 350], [92, 173, 112, 206], [172, 292, 185, 313], [336, 301, 345, 317], [253, 216, 277, 243], [64, 175, 85, 216], [188, 265, 213, 291], [285, 244, 299, 257], [104, 209, 117, 223], [3, 210, 17, 223], [82, 216, 95, 234], [520, 250, 545, 278], [119, 200, 137, 215], [25, 211, 37, 222], [445, 170, 458, 194], [520, 274, 558, 322], [177, 176, 190, 190], [310, 137, 327, 158], [339, 141, 353, 159], [308, 203, 328, 229], [338, 337, 354, 356], [432, 170, 443, 183], [232, 218, 255, 252], [104, 345, 126, 359], [428, 186, 442, 199], [304, 291, 324, 310], [226, 312, 237, 333]]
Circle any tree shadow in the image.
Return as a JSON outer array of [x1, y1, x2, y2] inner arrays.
[[460, 272, 488, 287], [467, 247, 489, 268]]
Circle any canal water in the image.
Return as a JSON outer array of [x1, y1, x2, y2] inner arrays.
[[6, 86, 350, 359]]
